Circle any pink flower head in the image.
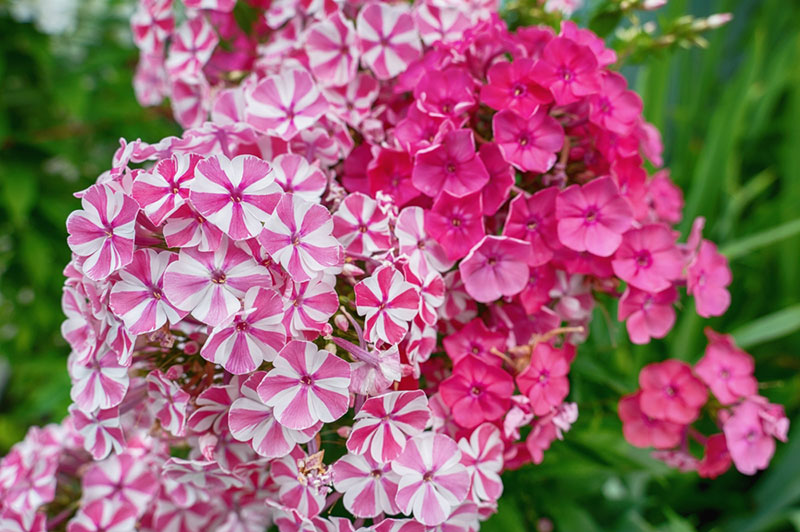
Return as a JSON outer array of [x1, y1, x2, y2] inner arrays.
[[190, 154, 280, 240], [69, 405, 124, 460], [245, 67, 328, 139], [555, 176, 633, 257], [589, 72, 643, 135], [694, 330, 757, 405], [162, 204, 224, 252], [258, 193, 341, 282], [618, 392, 684, 450], [687, 240, 732, 318], [617, 285, 678, 345], [413, 2, 471, 46], [109, 249, 186, 335], [516, 343, 571, 416], [504, 187, 559, 266], [402, 254, 445, 327], [723, 400, 776, 475], [257, 340, 351, 430], [697, 433, 732, 479], [354, 264, 420, 345], [69, 349, 129, 413], [325, 73, 379, 127], [306, 12, 359, 87], [532, 36, 601, 105], [367, 148, 421, 207], [187, 379, 240, 435], [492, 108, 564, 173], [130, 0, 173, 53], [458, 423, 504, 502], [147, 369, 190, 436], [201, 287, 286, 375], [391, 433, 470, 526], [442, 318, 506, 366], [271, 153, 327, 202], [412, 129, 489, 198], [478, 142, 515, 216], [67, 184, 138, 281], [638, 360, 707, 425], [81, 451, 158, 512], [395, 105, 448, 155], [333, 192, 392, 256], [356, 3, 422, 80], [439, 355, 514, 429], [459, 235, 531, 303], [480, 58, 552, 117], [132, 152, 200, 226], [612, 224, 684, 292], [395, 206, 453, 272], [163, 237, 272, 327], [647, 170, 684, 224], [271, 448, 329, 518], [332, 453, 401, 518], [347, 390, 431, 463], [414, 68, 476, 118], [425, 190, 485, 261], [228, 373, 319, 458], [67, 499, 137, 532], [165, 16, 218, 79], [282, 277, 339, 337]]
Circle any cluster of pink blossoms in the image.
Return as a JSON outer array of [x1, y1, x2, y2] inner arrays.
[[0, 0, 785, 530]]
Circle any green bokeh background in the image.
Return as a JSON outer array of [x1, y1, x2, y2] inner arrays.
[[1, 0, 799, 530]]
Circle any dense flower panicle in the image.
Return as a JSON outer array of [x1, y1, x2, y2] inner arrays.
[[9, 2, 771, 529]]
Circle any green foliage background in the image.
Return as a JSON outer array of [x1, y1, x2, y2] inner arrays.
[[1, 0, 799, 530]]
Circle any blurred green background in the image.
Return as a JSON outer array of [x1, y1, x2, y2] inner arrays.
[[1, 0, 799, 531]]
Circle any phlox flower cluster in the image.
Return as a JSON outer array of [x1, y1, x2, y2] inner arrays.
[[0, 0, 784, 530]]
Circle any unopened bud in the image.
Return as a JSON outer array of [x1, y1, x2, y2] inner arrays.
[[707, 12, 733, 28], [642, 0, 667, 10], [334, 313, 349, 332]]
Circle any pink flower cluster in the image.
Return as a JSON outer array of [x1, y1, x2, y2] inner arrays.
[[619, 329, 789, 478], [0, 0, 784, 530]]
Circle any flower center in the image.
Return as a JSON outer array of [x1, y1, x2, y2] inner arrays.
[[584, 208, 598, 223], [152, 289, 163, 300], [470, 385, 482, 396], [422, 471, 434, 482], [451, 218, 462, 227], [635, 251, 652, 268], [370, 469, 382, 478], [236, 321, 249, 332], [301, 375, 314, 386], [664, 385, 676, 397], [359, 225, 368, 233], [446, 163, 457, 173], [172, 187, 180, 194], [519, 135, 529, 146], [211, 271, 227, 284], [292, 235, 301, 246], [513, 85, 525, 97]]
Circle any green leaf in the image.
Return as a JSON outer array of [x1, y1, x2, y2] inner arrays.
[[0, 163, 37, 226], [720, 218, 800, 260], [731, 304, 800, 349]]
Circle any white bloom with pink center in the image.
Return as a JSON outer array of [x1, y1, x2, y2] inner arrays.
[[271, 153, 327, 202], [163, 236, 272, 327], [228, 373, 320, 458], [69, 349, 129, 413], [66, 183, 138, 281], [391, 433, 470, 526], [332, 452, 400, 518], [258, 193, 342, 282], [457, 422, 504, 502], [306, 12, 359, 87], [146, 369, 190, 437], [165, 16, 218, 79], [333, 192, 392, 256], [257, 340, 351, 430], [109, 249, 186, 335], [282, 278, 339, 336], [201, 287, 286, 375], [347, 390, 431, 463], [245, 67, 328, 139], [66, 499, 137, 532], [69, 405, 125, 460], [131, 152, 200, 226], [190, 154, 280, 240], [81, 452, 158, 512], [354, 264, 420, 345], [395, 206, 454, 272], [356, 3, 422, 80]]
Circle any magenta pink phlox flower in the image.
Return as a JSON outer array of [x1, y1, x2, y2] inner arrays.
[[555, 176, 633, 257], [258, 193, 342, 282], [589, 71, 643, 135], [228, 372, 320, 458], [618, 392, 684, 450], [306, 12, 359, 87], [165, 16, 218, 79], [200, 286, 286, 375], [66, 183, 138, 281], [412, 129, 489, 198], [723, 400, 776, 475], [391, 432, 470, 526], [109, 249, 186, 335], [478, 142, 516, 216], [245, 67, 328, 139], [347, 390, 431, 463], [425, 190, 485, 261], [69, 349, 129, 413], [504, 187, 560, 266], [414, 68, 476, 119], [356, 3, 422, 80], [694, 329, 757, 405], [190, 154, 280, 240], [617, 285, 678, 345], [481, 58, 552, 117], [439, 355, 514, 429], [687, 240, 732, 318], [271, 153, 327, 202], [458, 235, 531, 303], [492, 107, 564, 173], [163, 236, 272, 327], [532, 36, 601, 105], [66, 499, 137, 532], [333, 192, 392, 256], [458, 423, 504, 502], [516, 343, 572, 416], [131, 152, 200, 225], [612, 223, 684, 292], [354, 264, 421, 345], [257, 340, 351, 430], [332, 452, 401, 518], [638, 359, 707, 425], [69, 405, 124, 461], [147, 369, 190, 437]]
